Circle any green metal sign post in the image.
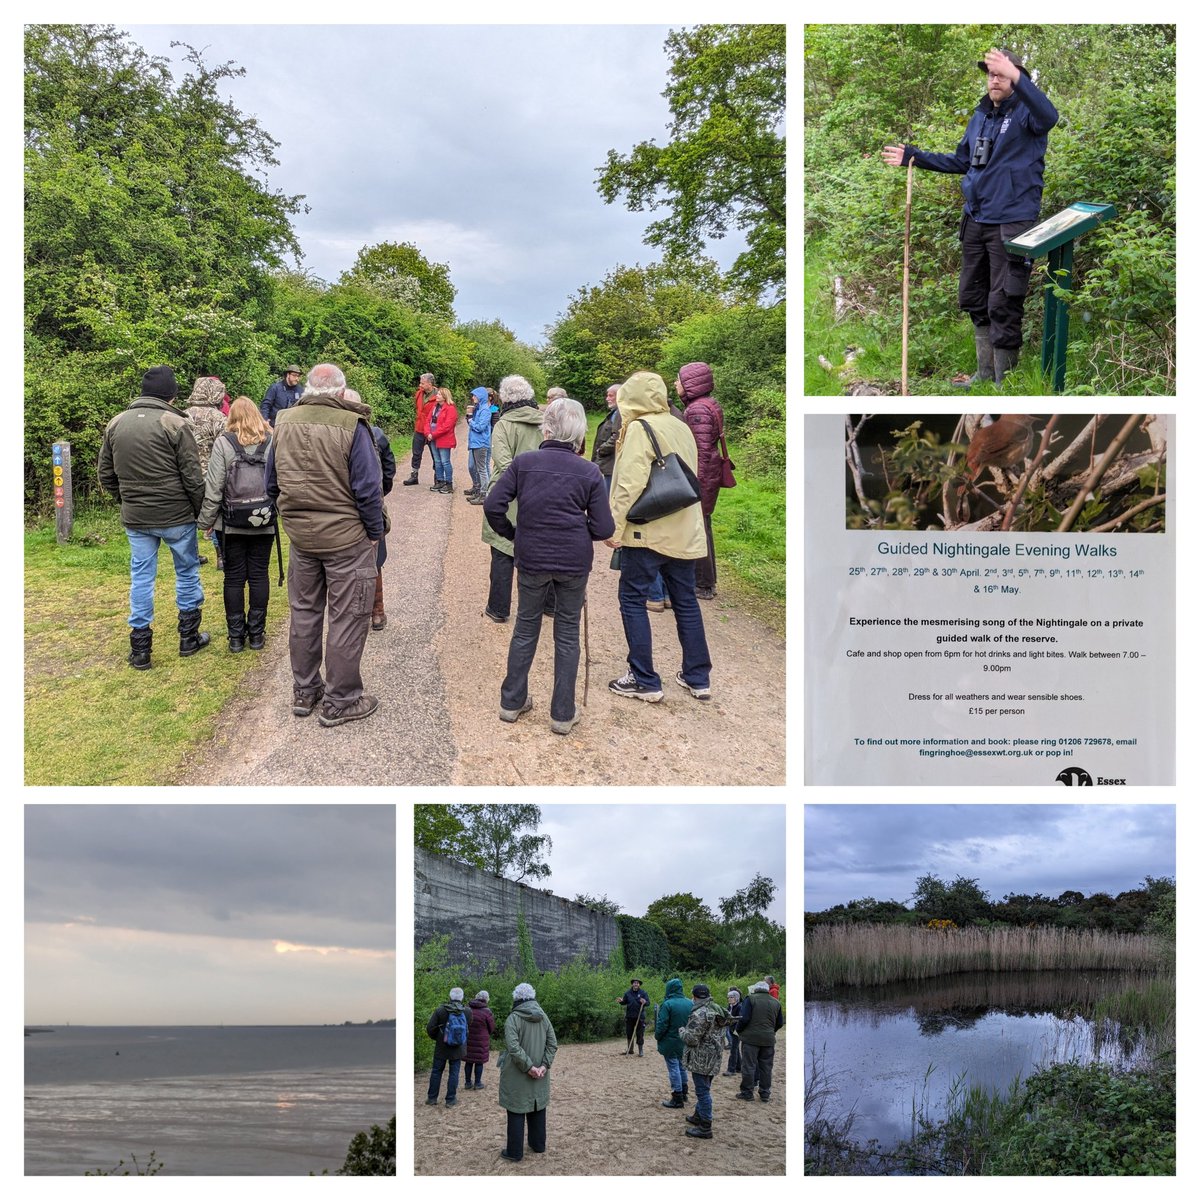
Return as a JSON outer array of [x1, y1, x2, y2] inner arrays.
[[1004, 202, 1116, 393]]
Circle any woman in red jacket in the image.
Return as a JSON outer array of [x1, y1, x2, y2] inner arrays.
[[427, 386, 459, 494], [676, 362, 724, 599]]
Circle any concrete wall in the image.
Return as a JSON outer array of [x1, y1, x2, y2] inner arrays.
[[414, 848, 620, 971]]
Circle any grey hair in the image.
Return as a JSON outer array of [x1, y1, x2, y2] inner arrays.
[[303, 362, 346, 399], [449, 987, 464, 1002], [542, 398, 587, 449], [420, 372, 436, 385], [750, 981, 769, 993], [606, 383, 621, 395], [545, 386, 568, 401], [475, 990, 490, 1003], [499, 375, 535, 406], [512, 982, 536, 1002]]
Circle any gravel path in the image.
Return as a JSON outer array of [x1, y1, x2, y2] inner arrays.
[[183, 423, 786, 787]]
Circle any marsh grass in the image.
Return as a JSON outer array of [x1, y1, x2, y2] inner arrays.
[[805, 923, 1162, 991]]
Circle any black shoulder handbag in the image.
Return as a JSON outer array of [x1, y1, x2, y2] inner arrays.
[[625, 418, 702, 524]]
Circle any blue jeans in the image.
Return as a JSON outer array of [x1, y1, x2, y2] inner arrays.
[[431, 445, 453, 484], [692, 1071, 713, 1120], [648, 570, 667, 602], [664, 1055, 687, 1093], [501, 572, 587, 722], [427, 1052, 461, 1102], [125, 524, 204, 629], [618, 547, 711, 690]]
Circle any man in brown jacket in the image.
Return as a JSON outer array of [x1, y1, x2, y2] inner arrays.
[[266, 362, 385, 726]]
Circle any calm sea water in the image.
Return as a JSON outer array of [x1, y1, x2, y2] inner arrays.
[[25, 1025, 395, 1176]]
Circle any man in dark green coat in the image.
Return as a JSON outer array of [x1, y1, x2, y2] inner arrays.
[[654, 976, 694, 1109], [498, 982, 557, 1162]]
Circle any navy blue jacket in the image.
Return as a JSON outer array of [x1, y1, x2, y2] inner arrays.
[[619, 987, 651, 1024], [260, 378, 304, 425], [903, 73, 1058, 223], [483, 441, 614, 576]]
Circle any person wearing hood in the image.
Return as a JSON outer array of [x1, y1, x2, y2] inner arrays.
[[426, 986, 474, 1107], [882, 49, 1058, 386], [266, 362, 384, 727], [484, 398, 613, 735], [734, 979, 784, 1103], [498, 982, 558, 1163], [679, 983, 728, 1139], [97, 365, 210, 668], [184, 375, 230, 568], [675, 362, 724, 599], [604, 371, 713, 704], [654, 976, 694, 1110], [480, 375, 549, 623], [463, 990, 497, 1090], [465, 386, 495, 503]]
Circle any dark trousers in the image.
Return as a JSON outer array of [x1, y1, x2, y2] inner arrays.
[[694, 511, 717, 592], [624, 1014, 645, 1050], [427, 1051, 460, 1102], [488, 547, 515, 619], [286, 538, 376, 707], [958, 216, 1037, 349], [222, 533, 273, 621], [411, 430, 429, 471], [727, 1029, 742, 1073], [464, 1060, 484, 1086], [501, 572, 587, 723], [505, 1106, 546, 1160], [739, 1041, 775, 1098]]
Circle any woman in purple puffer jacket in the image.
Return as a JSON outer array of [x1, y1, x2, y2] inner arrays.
[[675, 361, 724, 599], [463, 991, 497, 1089]]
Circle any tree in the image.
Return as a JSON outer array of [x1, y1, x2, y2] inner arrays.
[[336, 1116, 395, 1176], [459, 805, 552, 884], [717, 872, 776, 922], [912, 873, 990, 926], [339, 242, 456, 322], [457, 318, 546, 393], [574, 893, 621, 915], [644, 892, 719, 972], [597, 24, 786, 295], [414, 805, 483, 869]]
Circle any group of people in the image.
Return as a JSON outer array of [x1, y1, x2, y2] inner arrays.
[[97, 359, 729, 735], [424, 974, 783, 1159]]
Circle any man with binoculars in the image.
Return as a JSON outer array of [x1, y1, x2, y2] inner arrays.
[[882, 48, 1058, 386]]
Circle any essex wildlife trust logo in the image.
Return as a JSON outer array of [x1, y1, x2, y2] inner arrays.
[[1055, 767, 1093, 786]]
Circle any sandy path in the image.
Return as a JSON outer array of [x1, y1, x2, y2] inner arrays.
[[414, 1033, 786, 1175], [183, 422, 786, 786]]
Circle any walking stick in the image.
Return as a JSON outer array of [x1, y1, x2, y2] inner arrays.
[[902, 159, 914, 397], [626, 998, 646, 1054]]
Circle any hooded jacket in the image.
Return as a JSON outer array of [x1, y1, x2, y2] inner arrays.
[[677, 362, 724, 515], [426, 999, 473, 1062], [681, 995, 729, 1078], [654, 977, 694, 1060], [610, 373, 706, 559], [498, 1000, 558, 1113], [97, 396, 205, 530], [464, 997, 497, 1065], [902, 72, 1059, 224], [183, 377, 229, 477], [481, 404, 545, 556], [467, 387, 494, 450]]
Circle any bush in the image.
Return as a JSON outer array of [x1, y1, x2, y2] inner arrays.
[[616, 915, 670, 972]]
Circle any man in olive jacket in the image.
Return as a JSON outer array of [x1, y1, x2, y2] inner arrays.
[[97, 365, 211, 669], [425, 986, 473, 1107], [654, 976, 694, 1109], [498, 982, 558, 1163], [734, 979, 784, 1102]]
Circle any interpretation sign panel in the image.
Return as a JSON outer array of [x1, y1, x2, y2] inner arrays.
[[804, 414, 1175, 785]]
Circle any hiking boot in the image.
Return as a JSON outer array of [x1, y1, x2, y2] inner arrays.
[[467, 494, 486, 505], [293, 688, 325, 718], [226, 609, 246, 654], [499, 698, 533, 724], [402, 471, 419, 486], [661, 1092, 684, 1109], [318, 694, 381, 727], [696, 587, 715, 600], [178, 607, 211, 656], [686, 1111, 704, 1126], [247, 608, 266, 650], [646, 599, 666, 612], [128, 626, 153, 670], [734, 1090, 755, 1101], [685, 1117, 712, 1139], [994, 346, 1019, 385], [444, 1097, 457, 1108], [424, 1097, 438, 1106], [675, 671, 712, 702], [680, 1082, 689, 1101], [429, 481, 444, 492], [759, 1091, 771, 1102], [608, 672, 663, 703], [550, 709, 581, 735], [441, 482, 454, 494]]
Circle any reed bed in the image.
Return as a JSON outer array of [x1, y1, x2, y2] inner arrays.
[[805, 923, 1163, 991]]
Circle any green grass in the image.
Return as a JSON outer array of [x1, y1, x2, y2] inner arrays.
[[24, 506, 290, 785]]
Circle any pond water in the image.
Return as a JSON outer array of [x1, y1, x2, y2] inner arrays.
[[805, 970, 1155, 1150]]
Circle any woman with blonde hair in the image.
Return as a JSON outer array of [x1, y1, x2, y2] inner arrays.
[[426, 386, 458, 493], [198, 396, 278, 652]]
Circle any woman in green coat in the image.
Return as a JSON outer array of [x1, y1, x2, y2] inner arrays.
[[654, 976, 694, 1109], [498, 981, 558, 1163]]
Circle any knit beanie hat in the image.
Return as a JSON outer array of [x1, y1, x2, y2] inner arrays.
[[141, 366, 178, 400]]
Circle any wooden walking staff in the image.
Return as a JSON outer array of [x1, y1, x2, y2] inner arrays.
[[626, 998, 646, 1054], [902, 159, 914, 396]]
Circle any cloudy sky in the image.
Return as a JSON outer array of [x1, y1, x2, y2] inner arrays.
[[25, 805, 395, 1025], [805, 804, 1175, 913], [534, 804, 785, 921], [120, 20, 759, 347]]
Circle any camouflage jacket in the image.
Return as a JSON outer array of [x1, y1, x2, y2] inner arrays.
[[185, 401, 228, 476], [680, 998, 728, 1078]]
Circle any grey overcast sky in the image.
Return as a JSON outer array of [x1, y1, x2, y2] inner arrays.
[[25, 805, 396, 1025], [534, 805, 785, 921], [804, 805, 1176, 914], [121, 21, 757, 347]]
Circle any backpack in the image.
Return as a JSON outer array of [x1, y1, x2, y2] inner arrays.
[[443, 1007, 468, 1047], [221, 432, 275, 528]]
